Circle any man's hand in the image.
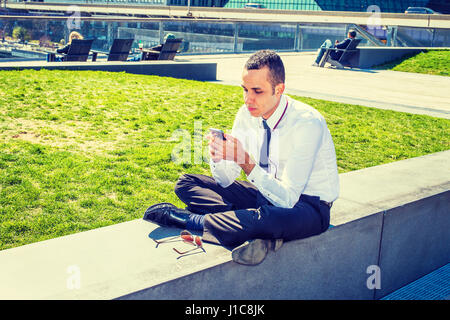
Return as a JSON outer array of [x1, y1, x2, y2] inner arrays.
[[207, 133, 255, 175], [207, 133, 243, 163]]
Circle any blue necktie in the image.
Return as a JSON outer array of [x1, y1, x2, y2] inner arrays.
[[259, 120, 271, 171]]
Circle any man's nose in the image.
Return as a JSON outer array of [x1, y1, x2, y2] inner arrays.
[[244, 91, 254, 104]]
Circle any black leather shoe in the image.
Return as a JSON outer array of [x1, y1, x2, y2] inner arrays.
[[143, 203, 191, 229]]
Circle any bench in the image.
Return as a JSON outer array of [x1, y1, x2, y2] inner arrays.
[[141, 38, 183, 61], [91, 38, 134, 62], [47, 39, 94, 62]]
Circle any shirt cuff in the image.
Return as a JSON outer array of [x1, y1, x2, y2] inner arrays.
[[247, 163, 265, 186], [210, 158, 240, 188]]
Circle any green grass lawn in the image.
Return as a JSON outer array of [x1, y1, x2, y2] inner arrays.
[[379, 49, 450, 76], [0, 70, 449, 250]]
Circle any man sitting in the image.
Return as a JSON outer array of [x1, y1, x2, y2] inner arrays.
[[143, 50, 339, 266], [140, 33, 175, 61], [312, 29, 357, 67]]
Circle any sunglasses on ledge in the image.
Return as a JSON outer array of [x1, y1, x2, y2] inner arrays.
[[152, 230, 205, 256], [173, 230, 205, 255]]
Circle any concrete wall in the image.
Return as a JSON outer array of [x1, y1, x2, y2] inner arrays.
[[118, 190, 449, 300], [0, 61, 217, 81], [376, 191, 450, 299], [357, 47, 424, 69]]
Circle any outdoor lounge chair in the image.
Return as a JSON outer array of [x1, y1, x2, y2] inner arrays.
[[61, 39, 94, 62], [319, 38, 362, 69], [141, 38, 183, 61], [106, 38, 134, 61]]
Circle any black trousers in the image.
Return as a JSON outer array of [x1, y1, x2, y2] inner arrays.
[[174, 174, 330, 247]]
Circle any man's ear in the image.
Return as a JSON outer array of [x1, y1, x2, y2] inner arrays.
[[275, 83, 285, 96]]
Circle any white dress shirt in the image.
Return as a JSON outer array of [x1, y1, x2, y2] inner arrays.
[[210, 94, 339, 208]]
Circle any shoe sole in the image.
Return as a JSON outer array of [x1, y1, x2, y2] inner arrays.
[[231, 239, 269, 266]]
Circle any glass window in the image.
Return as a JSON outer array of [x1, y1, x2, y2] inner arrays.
[[237, 22, 297, 52]]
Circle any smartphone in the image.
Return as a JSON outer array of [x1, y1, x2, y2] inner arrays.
[[209, 128, 226, 140]]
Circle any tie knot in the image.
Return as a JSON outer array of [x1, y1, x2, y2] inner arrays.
[[262, 120, 270, 131]]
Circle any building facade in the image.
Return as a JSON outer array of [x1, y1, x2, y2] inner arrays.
[[167, 0, 450, 13]]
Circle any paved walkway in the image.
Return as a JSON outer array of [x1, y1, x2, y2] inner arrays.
[[186, 52, 450, 119]]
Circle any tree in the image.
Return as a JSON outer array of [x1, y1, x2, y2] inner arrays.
[[12, 26, 31, 43]]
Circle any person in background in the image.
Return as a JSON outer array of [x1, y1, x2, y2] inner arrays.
[[150, 33, 175, 52], [57, 31, 84, 55], [140, 33, 176, 61], [47, 31, 84, 62], [312, 29, 357, 66]]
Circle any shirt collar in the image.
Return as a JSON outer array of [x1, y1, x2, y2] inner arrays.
[[260, 95, 287, 130]]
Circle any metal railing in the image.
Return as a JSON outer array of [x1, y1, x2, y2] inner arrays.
[[1, 15, 449, 60]]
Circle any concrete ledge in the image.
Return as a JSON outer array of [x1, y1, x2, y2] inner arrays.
[[0, 150, 449, 299], [357, 47, 425, 69], [120, 212, 384, 300], [332, 149, 450, 225], [0, 60, 217, 81]]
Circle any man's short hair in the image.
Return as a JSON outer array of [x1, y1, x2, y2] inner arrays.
[[348, 30, 357, 38], [164, 33, 176, 41], [245, 50, 285, 92]]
